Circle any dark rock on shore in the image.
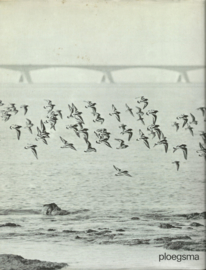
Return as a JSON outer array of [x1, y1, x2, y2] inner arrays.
[[48, 229, 56, 231], [0, 223, 21, 228], [190, 222, 204, 227], [131, 217, 140, 220], [154, 235, 191, 243], [0, 254, 68, 270], [116, 229, 125, 232], [159, 223, 182, 229], [175, 211, 206, 220], [164, 239, 206, 251], [42, 203, 70, 216], [86, 229, 97, 233]]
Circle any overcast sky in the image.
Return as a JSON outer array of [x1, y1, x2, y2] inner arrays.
[[0, 0, 205, 66]]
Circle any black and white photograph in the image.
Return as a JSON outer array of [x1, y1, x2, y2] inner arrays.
[[0, 0, 205, 269]]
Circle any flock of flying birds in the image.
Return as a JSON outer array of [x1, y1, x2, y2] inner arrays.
[[0, 97, 206, 177]]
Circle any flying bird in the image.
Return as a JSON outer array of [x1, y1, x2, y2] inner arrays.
[[136, 96, 148, 109], [113, 165, 132, 177], [172, 122, 179, 132], [173, 144, 188, 160], [84, 139, 96, 153], [120, 128, 133, 141], [10, 125, 22, 140], [109, 105, 121, 122], [136, 106, 144, 117], [24, 144, 38, 159], [146, 110, 158, 124], [93, 113, 104, 124], [189, 113, 198, 125], [115, 139, 129, 149], [136, 129, 150, 149], [154, 138, 168, 153], [176, 114, 188, 128], [125, 104, 134, 117], [196, 143, 206, 159], [136, 115, 145, 125], [24, 118, 34, 134], [59, 136, 76, 150], [197, 107, 206, 116], [20, 105, 28, 115], [172, 161, 180, 171], [185, 124, 194, 136]]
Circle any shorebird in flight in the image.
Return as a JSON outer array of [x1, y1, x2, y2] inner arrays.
[[44, 100, 55, 113], [197, 107, 206, 116], [36, 120, 50, 144], [176, 114, 188, 128], [146, 110, 158, 124], [93, 113, 104, 124], [24, 119, 34, 134], [199, 131, 206, 144], [189, 113, 198, 125], [115, 139, 128, 149], [59, 136, 76, 150], [137, 115, 145, 125], [185, 124, 194, 136], [196, 143, 206, 159], [136, 106, 144, 117], [109, 105, 121, 122], [172, 161, 180, 171], [24, 144, 38, 159], [173, 144, 188, 160], [136, 96, 148, 109], [172, 122, 179, 132], [10, 125, 22, 140], [84, 138, 96, 152], [20, 105, 28, 115], [84, 101, 96, 109], [120, 127, 133, 141], [136, 129, 150, 149], [125, 104, 134, 117], [154, 138, 168, 153], [113, 165, 132, 177], [66, 124, 80, 138]]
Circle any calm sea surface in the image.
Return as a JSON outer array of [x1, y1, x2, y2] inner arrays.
[[0, 84, 205, 268]]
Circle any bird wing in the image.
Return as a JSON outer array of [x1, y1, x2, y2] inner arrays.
[[112, 105, 117, 112], [143, 139, 150, 149], [40, 120, 46, 133], [91, 106, 97, 115], [60, 136, 67, 145], [102, 140, 112, 148], [37, 127, 41, 136], [74, 114, 84, 124], [189, 127, 194, 136], [94, 131, 100, 138], [139, 129, 144, 137], [26, 118, 32, 124], [125, 103, 130, 109], [69, 144, 76, 151], [42, 138, 48, 145], [57, 111, 63, 119], [128, 132, 133, 141], [16, 129, 21, 140], [164, 142, 168, 153], [152, 114, 157, 124], [45, 99, 52, 105], [182, 119, 188, 127], [176, 162, 180, 171], [190, 113, 195, 122], [113, 165, 121, 172], [199, 142, 205, 150], [143, 102, 148, 109], [115, 113, 121, 122], [155, 128, 162, 139], [182, 148, 187, 160], [68, 104, 74, 113], [28, 127, 32, 134], [136, 106, 142, 112], [31, 147, 38, 159], [23, 106, 28, 115]]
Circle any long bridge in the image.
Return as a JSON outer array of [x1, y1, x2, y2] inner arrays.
[[0, 64, 204, 84]]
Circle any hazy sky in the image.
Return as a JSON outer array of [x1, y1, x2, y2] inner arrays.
[[0, 0, 205, 66]]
